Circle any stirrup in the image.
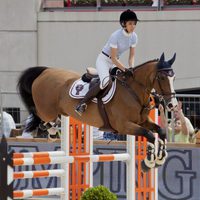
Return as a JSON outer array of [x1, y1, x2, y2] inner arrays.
[[75, 103, 87, 116]]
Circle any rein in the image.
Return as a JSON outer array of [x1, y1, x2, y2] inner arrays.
[[113, 72, 153, 113], [112, 66, 175, 112]]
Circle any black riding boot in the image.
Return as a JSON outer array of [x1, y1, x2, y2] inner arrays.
[[75, 84, 101, 116]]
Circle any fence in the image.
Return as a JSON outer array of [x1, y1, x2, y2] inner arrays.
[[176, 94, 200, 129], [0, 115, 158, 199]]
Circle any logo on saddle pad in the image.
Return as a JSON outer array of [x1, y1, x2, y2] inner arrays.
[[75, 84, 84, 95], [69, 79, 116, 104]]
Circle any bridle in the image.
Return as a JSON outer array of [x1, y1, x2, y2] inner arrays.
[[154, 69, 176, 106], [112, 66, 176, 111]]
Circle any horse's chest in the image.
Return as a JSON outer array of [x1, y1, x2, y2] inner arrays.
[[138, 109, 150, 124]]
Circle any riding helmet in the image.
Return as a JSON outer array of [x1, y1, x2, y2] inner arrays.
[[120, 9, 139, 27]]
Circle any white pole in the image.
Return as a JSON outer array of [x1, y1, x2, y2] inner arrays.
[[89, 125, 93, 187], [61, 116, 70, 200], [126, 135, 135, 200], [153, 109, 159, 200]]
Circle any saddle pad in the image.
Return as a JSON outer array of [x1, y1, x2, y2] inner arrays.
[[69, 79, 116, 104]]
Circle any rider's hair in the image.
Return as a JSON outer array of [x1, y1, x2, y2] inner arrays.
[[119, 9, 139, 27]]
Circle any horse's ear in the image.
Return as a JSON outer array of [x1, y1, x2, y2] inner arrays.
[[168, 53, 176, 66], [159, 53, 165, 63]]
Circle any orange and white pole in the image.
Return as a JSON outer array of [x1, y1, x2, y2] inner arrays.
[[14, 169, 65, 179], [13, 151, 65, 159], [13, 188, 64, 199], [13, 156, 74, 166]]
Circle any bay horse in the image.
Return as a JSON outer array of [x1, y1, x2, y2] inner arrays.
[[18, 53, 177, 172]]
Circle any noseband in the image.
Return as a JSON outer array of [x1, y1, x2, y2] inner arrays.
[[155, 69, 176, 105]]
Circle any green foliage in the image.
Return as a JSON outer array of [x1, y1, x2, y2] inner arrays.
[[81, 185, 117, 200], [166, 0, 200, 4], [70, 0, 200, 6]]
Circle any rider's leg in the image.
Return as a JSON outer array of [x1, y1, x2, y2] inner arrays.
[[75, 83, 101, 115], [75, 53, 111, 116], [96, 53, 112, 90]]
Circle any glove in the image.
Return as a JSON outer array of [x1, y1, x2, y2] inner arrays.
[[125, 68, 133, 76]]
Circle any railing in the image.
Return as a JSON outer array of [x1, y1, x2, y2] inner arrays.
[[42, 0, 200, 11], [176, 94, 200, 129]]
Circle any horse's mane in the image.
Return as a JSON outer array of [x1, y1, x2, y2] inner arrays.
[[133, 59, 159, 71]]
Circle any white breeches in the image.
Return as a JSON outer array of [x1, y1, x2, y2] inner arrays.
[[96, 53, 115, 89]]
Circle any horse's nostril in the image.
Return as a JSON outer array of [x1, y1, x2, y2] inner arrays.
[[168, 103, 173, 109]]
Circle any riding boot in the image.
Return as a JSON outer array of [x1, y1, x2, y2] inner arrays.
[[75, 84, 101, 116]]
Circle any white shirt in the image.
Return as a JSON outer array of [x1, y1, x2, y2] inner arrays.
[[184, 117, 194, 134], [0, 112, 16, 137], [102, 28, 138, 58], [21, 114, 33, 138], [93, 127, 104, 140]]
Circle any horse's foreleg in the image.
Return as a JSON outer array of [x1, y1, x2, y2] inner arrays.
[[140, 116, 166, 140], [140, 117, 168, 167], [123, 121, 157, 172]]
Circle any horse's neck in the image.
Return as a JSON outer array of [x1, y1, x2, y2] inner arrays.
[[133, 62, 157, 92]]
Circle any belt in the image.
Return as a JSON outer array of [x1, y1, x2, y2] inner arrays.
[[102, 51, 111, 59]]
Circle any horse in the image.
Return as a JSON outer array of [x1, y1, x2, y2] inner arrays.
[[18, 53, 177, 172]]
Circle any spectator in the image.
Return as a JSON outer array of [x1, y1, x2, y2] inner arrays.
[[0, 111, 16, 138], [93, 127, 104, 140], [103, 132, 119, 140], [159, 101, 194, 143], [21, 114, 34, 138], [173, 101, 194, 135]]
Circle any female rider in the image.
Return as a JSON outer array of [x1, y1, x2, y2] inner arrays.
[[75, 9, 139, 116]]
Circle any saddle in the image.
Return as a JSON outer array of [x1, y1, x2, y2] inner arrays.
[[81, 67, 118, 132], [69, 67, 132, 133]]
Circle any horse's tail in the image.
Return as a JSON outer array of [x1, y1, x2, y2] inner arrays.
[[17, 66, 48, 132]]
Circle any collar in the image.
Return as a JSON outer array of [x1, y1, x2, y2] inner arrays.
[[122, 29, 132, 37]]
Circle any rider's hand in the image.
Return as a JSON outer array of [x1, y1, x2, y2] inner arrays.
[[125, 68, 133, 76]]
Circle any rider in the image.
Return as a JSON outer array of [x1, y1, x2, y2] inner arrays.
[[75, 9, 139, 116]]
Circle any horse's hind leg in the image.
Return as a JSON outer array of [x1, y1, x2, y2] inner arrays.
[[140, 118, 168, 167], [123, 122, 157, 172]]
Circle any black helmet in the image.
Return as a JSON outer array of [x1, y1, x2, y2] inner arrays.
[[120, 9, 138, 27]]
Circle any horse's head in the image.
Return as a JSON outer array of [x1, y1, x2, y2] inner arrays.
[[153, 53, 178, 111]]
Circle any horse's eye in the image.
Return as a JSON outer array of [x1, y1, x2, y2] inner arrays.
[[158, 74, 165, 80], [166, 70, 175, 77]]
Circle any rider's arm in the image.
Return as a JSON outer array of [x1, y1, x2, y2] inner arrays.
[[159, 104, 168, 128], [128, 47, 135, 68], [176, 101, 189, 136], [179, 110, 189, 135], [110, 47, 126, 72]]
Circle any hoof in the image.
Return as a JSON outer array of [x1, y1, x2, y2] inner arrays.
[[141, 160, 151, 173], [155, 157, 166, 167], [39, 123, 47, 131], [155, 159, 166, 168], [155, 163, 162, 168]]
